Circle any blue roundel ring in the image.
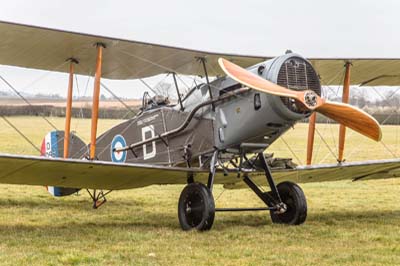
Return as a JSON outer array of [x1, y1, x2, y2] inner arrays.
[[110, 135, 127, 163]]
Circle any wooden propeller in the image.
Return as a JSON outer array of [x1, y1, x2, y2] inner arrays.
[[218, 58, 382, 142]]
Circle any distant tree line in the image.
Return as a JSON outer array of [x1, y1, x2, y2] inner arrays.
[[1, 86, 400, 124], [0, 105, 138, 119], [1, 104, 400, 124], [325, 87, 400, 109]]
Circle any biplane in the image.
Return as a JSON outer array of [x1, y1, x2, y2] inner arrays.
[[0, 20, 399, 231]]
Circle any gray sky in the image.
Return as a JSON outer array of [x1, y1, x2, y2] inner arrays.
[[0, 0, 398, 98]]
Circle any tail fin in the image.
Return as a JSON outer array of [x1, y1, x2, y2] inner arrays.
[[41, 130, 87, 197]]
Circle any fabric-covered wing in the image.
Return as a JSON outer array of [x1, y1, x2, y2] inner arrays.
[[309, 58, 400, 86], [0, 20, 268, 79], [0, 153, 206, 190], [1, 154, 400, 190], [225, 159, 400, 189], [1, 20, 400, 86]]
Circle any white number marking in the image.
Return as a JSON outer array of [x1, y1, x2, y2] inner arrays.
[[142, 125, 156, 160]]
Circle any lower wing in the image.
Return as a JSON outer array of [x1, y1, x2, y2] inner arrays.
[[227, 159, 400, 189], [0, 153, 399, 190]]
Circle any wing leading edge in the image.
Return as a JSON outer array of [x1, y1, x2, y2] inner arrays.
[[1, 153, 400, 190]]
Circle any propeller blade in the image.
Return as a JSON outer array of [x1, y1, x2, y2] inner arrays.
[[218, 58, 324, 110], [218, 57, 382, 142], [316, 101, 382, 141]]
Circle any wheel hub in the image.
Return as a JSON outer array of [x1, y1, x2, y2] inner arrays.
[[274, 202, 288, 214]]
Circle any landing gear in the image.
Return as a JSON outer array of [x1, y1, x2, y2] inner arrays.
[[178, 183, 215, 231], [177, 146, 307, 231], [178, 151, 217, 231], [242, 152, 307, 225], [270, 181, 307, 225]]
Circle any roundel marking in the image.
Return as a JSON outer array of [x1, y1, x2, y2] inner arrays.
[[111, 135, 127, 163]]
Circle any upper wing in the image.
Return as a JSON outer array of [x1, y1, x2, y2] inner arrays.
[[1, 20, 400, 85], [1, 153, 400, 190], [0, 20, 269, 79], [309, 58, 400, 86]]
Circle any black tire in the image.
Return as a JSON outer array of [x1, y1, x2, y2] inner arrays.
[[270, 181, 307, 225], [178, 183, 215, 231]]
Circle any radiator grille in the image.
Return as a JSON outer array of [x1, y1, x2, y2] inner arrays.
[[277, 57, 321, 113]]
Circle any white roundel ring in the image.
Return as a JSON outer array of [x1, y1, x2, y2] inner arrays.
[[111, 135, 127, 163]]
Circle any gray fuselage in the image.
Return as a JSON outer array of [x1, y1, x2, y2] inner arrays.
[[93, 53, 321, 167]]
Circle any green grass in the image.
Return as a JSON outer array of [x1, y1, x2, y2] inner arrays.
[[0, 117, 400, 265]]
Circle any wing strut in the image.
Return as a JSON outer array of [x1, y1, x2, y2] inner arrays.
[[306, 113, 316, 165], [338, 62, 352, 162], [90, 43, 106, 159], [199, 57, 215, 111], [63, 58, 78, 158], [307, 61, 352, 165], [172, 73, 184, 111]]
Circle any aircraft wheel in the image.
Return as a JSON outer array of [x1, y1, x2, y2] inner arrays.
[[270, 181, 307, 225], [178, 183, 215, 231]]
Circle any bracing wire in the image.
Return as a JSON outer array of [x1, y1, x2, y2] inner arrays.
[[342, 86, 400, 158], [1, 116, 40, 153], [315, 127, 338, 161], [139, 79, 159, 95], [0, 74, 58, 130], [20, 60, 69, 91], [280, 136, 303, 165], [100, 82, 137, 116]]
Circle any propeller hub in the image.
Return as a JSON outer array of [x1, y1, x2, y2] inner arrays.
[[303, 91, 318, 109]]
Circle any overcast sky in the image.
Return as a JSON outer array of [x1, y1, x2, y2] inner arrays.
[[0, 0, 398, 98]]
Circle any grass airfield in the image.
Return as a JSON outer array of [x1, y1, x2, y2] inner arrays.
[[0, 117, 399, 265]]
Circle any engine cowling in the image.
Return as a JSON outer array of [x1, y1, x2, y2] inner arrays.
[[213, 53, 322, 150]]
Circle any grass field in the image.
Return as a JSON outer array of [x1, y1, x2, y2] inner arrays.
[[0, 117, 400, 265]]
